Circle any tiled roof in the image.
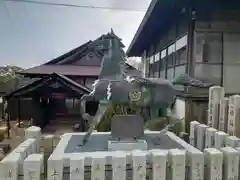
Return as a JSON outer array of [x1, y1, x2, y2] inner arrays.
[[19, 65, 101, 76]]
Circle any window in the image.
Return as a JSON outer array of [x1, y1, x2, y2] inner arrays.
[[176, 47, 187, 65], [167, 44, 175, 68]]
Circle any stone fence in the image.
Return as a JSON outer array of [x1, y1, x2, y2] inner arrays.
[[0, 125, 240, 180]]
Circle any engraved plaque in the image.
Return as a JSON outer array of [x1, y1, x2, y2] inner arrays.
[[111, 115, 144, 139]]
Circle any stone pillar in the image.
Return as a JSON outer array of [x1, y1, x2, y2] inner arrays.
[[168, 149, 186, 180], [196, 124, 208, 151], [25, 126, 41, 153], [0, 153, 21, 180], [226, 136, 240, 148], [208, 86, 224, 128], [214, 131, 227, 149], [132, 151, 147, 180], [219, 97, 229, 132], [220, 147, 239, 180], [91, 153, 106, 180], [228, 95, 240, 137], [189, 121, 200, 147], [186, 149, 204, 180], [70, 156, 85, 180], [205, 128, 217, 148], [204, 148, 223, 180], [151, 150, 167, 180], [47, 156, 63, 180], [111, 152, 127, 180], [24, 154, 44, 180]]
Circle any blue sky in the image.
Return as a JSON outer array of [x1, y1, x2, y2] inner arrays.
[[0, 0, 150, 68]]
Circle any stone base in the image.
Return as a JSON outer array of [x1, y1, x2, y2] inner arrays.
[[108, 140, 147, 151]]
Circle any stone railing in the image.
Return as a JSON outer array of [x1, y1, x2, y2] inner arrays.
[[1, 126, 240, 180]]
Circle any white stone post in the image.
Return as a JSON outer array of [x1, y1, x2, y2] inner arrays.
[[168, 149, 186, 180], [219, 98, 229, 132], [151, 150, 167, 180], [215, 131, 227, 149], [12, 146, 28, 175], [204, 148, 223, 180], [196, 124, 208, 151], [25, 126, 41, 153], [111, 152, 127, 180], [91, 153, 106, 180], [70, 156, 85, 180], [205, 128, 217, 148], [190, 121, 200, 147], [228, 95, 240, 136], [186, 149, 204, 180], [0, 153, 21, 180], [47, 156, 63, 180], [220, 147, 239, 180], [24, 154, 44, 180], [226, 136, 240, 148], [208, 86, 224, 128], [132, 150, 147, 180]]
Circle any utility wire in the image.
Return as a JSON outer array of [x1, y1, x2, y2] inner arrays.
[[3, 0, 147, 12]]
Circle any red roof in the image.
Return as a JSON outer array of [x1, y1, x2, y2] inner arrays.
[[19, 65, 100, 77]]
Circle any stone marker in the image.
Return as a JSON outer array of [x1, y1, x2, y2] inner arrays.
[[205, 128, 217, 148], [70, 155, 85, 180], [220, 147, 239, 180], [168, 149, 186, 180], [204, 148, 223, 180], [0, 153, 21, 180], [219, 98, 229, 132], [47, 155, 63, 180], [132, 150, 147, 180], [190, 121, 200, 147], [226, 136, 240, 148], [208, 86, 224, 128], [151, 150, 167, 180], [215, 131, 227, 149], [42, 135, 54, 154], [25, 126, 41, 153], [91, 153, 106, 180], [24, 154, 44, 180], [111, 151, 127, 180], [196, 124, 208, 151], [186, 149, 204, 180], [228, 95, 240, 136]]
